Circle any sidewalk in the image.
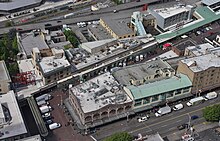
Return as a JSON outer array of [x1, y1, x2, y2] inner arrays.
[[166, 122, 219, 141]]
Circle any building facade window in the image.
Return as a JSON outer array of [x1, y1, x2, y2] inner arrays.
[[166, 92, 173, 98], [175, 89, 182, 95], [152, 95, 159, 102], [182, 87, 190, 93], [134, 100, 142, 106], [143, 97, 150, 104]]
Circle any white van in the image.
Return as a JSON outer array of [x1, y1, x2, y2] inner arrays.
[[204, 91, 218, 100], [173, 103, 184, 111], [186, 96, 205, 106], [49, 123, 61, 130]]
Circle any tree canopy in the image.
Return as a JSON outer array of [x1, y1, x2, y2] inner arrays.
[[104, 132, 133, 141], [203, 104, 220, 122], [63, 29, 79, 48], [0, 28, 19, 75]]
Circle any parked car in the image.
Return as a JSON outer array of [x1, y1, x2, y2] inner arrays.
[[191, 115, 199, 120], [45, 23, 52, 27], [177, 123, 189, 130], [42, 113, 51, 118], [45, 119, 53, 124], [173, 103, 184, 111], [138, 115, 149, 122], [49, 123, 61, 130]]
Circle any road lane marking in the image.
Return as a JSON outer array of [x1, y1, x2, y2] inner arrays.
[[176, 120, 182, 123], [161, 125, 167, 127], [128, 101, 220, 134], [168, 127, 176, 131]]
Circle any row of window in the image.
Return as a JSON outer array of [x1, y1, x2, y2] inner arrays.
[[134, 87, 190, 107]]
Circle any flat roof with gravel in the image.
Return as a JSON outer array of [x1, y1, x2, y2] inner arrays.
[[0, 91, 27, 140]]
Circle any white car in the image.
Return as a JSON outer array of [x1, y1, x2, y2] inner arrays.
[[138, 115, 149, 122], [49, 123, 61, 130], [173, 103, 184, 111], [42, 113, 51, 118]]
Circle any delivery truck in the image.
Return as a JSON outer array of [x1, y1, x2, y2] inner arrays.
[[204, 91, 218, 100], [186, 96, 205, 106], [155, 106, 171, 117], [36, 94, 52, 102], [39, 105, 52, 114]]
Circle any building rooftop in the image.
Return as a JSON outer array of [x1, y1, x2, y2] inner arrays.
[[0, 91, 27, 140], [0, 60, 11, 82], [156, 6, 220, 41], [50, 30, 64, 37], [0, 0, 42, 11], [19, 32, 49, 57], [17, 135, 42, 141], [174, 39, 196, 51], [81, 38, 117, 53], [202, 0, 220, 6], [100, 17, 134, 36], [143, 133, 164, 141], [17, 59, 35, 73], [67, 38, 141, 70], [87, 24, 113, 40], [154, 5, 191, 19], [69, 72, 132, 113], [39, 56, 70, 76], [180, 53, 220, 72], [113, 59, 174, 86], [127, 73, 192, 100], [154, 50, 178, 60], [186, 43, 214, 56]]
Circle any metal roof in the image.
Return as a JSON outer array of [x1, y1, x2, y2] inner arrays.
[[202, 0, 220, 6], [127, 74, 192, 100], [0, 0, 42, 11]]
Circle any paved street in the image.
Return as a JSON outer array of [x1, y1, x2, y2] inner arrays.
[[91, 94, 220, 141]]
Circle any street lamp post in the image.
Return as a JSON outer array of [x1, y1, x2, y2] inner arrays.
[[126, 112, 129, 122], [188, 113, 191, 129], [60, 94, 63, 106]]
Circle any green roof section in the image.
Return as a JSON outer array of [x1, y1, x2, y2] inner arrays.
[[127, 74, 192, 100], [155, 7, 220, 41]]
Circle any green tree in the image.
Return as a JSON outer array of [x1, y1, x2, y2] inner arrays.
[[104, 132, 132, 141], [12, 37, 19, 54], [63, 29, 79, 48], [5, 21, 12, 27], [203, 104, 220, 122], [8, 63, 19, 76]]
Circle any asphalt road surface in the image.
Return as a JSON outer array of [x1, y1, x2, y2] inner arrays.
[[91, 94, 220, 140]]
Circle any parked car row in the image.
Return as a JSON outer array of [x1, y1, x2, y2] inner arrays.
[[36, 93, 61, 130], [195, 26, 213, 36], [137, 91, 218, 123]]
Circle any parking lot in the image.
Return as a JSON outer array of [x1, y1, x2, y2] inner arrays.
[[39, 89, 92, 141]]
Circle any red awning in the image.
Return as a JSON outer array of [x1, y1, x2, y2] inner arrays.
[[163, 43, 172, 47]]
